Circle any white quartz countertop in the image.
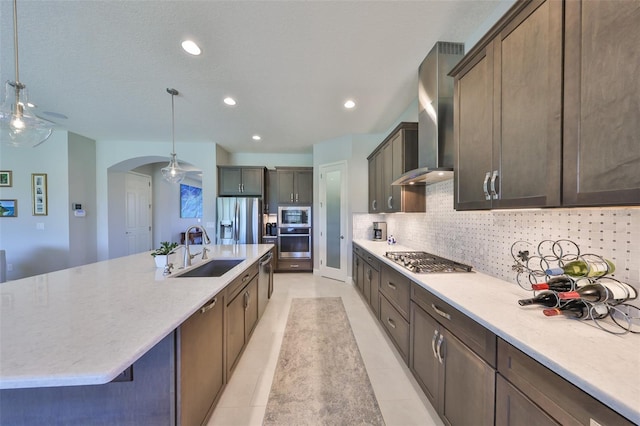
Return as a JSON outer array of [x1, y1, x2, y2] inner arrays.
[[354, 239, 640, 424], [0, 244, 273, 390]]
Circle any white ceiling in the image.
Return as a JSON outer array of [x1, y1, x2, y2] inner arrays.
[[0, 0, 502, 154]]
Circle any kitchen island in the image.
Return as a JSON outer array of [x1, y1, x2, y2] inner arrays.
[[354, 239, 640, 425], [0, 244, 273, 424]]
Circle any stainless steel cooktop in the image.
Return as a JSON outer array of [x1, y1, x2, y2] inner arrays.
[[385, 251, 473, 273]]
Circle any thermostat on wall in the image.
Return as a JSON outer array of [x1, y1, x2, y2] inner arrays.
[[72, 203, 86, 217]]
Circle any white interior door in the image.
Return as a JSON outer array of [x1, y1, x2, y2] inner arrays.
[[319, 161, 348, 281], [125, 172, 152, 255]]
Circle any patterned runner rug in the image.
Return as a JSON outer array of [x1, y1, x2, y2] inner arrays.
[[263, 297, 385, 425]]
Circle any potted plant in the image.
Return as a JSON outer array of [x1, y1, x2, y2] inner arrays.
[[151, 241, 179, 268]]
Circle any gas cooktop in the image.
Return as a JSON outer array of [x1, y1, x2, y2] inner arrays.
[[385, 251, 473, 274]]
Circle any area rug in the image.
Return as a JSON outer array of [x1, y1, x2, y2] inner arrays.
[[263, 297, 385, 425]]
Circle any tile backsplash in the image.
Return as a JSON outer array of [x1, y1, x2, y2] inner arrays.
[[353, 180, 640, 289]]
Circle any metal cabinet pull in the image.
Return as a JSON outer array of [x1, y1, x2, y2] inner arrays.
[[431, 303, 451, 321], [387, 317, 396, 329], [242, 274, 250, 282], [200, 297, 217, 314], [388, 196, 393, 209], [431, 330, 439, 359], [290, 193, 294, 202], [295, 193, 299, 202], [387, 282, 397, 290], [242, 183, 245, 192], [436, 334, 445, 364], [483, 172, 491, 200], [372, 199, 377, 211], [490, 170, 499, 200], [243, 291, 249, 310], [367, 269, 372, 281]]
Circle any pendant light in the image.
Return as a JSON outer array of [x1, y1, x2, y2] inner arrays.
[[161, 88, 187, 184], [0, 0, 54, 147]]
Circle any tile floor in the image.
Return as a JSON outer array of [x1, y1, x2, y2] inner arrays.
[[208, 272, 443, 426]]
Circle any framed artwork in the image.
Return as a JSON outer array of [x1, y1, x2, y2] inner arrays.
[[0, 199, 17, 217], [32, 173, 48, 216], [0, 171, 12, 187], [180, 183, 203, 218]]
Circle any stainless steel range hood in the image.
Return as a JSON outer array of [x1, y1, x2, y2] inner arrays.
[[393, 41, 465, 185]]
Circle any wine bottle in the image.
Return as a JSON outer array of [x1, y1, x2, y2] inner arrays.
[[545, 258, 615, 278], [518, 291, 558, 307], [557, 280, 637, 304], [542, 300, 609, 319], [531, 276, 575, 292]]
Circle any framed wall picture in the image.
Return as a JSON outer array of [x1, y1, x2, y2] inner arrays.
[[0, 171, 12, 187], [180, 183, 203, 218], [32, 173, 48, 216], [0, 199, 17, 217]]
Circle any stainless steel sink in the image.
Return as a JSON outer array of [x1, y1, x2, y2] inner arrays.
[[175, 259, 244, 278]]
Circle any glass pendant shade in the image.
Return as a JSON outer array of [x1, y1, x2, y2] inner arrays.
[[161, 153, 186, 184], [0, 82, 53, 147]]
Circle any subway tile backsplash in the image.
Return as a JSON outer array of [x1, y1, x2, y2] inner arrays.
[[353, 180, 640, 289]]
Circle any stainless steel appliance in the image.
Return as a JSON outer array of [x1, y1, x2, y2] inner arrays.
[[392, 41, 465, 186], [258, 251, 274, 318], [278, 227, 311, 259], [373, 222, 387, 241], [216, 197, 263, 244], [278, 206, 311, 228], [385, 251, 472, 273]]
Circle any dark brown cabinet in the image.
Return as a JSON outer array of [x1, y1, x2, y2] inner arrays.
[[225, 263, 259, 377], [265, 169, 278, 214], [452, 0, 562, 210], [497, 339, 634, 426], [379, 264, 411, 362], [411, 283, 496, 426], [368, 122, 425, 213], [218, 166, 265, 197], [352, 244, 380, 319], [563, 0, 640, 206], [178, 296, 224, 426], [277, 168, 313, 205]]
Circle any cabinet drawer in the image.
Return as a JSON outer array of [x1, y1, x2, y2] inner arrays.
[[380, 265, 411, 320], [411, 283, 496, 366], [362, 252, 380, 271], [380, 294, 409, 363], [497, 339, 634, 426], [277, 259, 312, 271], [226, 261, 259, 301]]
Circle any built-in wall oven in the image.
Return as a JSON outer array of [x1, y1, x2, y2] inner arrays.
[[278, 227, 311, 259]]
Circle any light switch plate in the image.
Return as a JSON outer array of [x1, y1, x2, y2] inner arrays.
[[36, 223, 45, 230]]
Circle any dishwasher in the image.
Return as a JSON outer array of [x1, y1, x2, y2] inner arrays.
[[258, 251, 274, 319]]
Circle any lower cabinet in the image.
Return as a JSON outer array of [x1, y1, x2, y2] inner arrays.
[[352, 244, 380, 319], [410, 283, 496, 426], [496, 339, 634, 426], [226, 272, 259, 377], [178, 296, 224, 426]]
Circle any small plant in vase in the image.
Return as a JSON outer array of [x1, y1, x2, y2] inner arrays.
[[151, 242, 179, 268]]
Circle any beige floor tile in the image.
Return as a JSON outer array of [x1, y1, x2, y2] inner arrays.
[[377, 398, 443, 426]]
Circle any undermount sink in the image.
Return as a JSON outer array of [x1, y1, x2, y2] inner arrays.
[[175, 259, 244, 278]]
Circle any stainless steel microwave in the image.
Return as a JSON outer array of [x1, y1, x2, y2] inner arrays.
[[278, 206, 311, 228]]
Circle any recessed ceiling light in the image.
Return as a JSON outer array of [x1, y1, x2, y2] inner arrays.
[[223, 97, 237, 106], [344, 99, 356, 109], [181, 40, 201, 56], [252, 135, 261, 141]]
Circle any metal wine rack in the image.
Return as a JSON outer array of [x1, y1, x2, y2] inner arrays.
[[511, 239, 639, 335]]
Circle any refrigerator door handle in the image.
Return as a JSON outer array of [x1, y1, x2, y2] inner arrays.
[[234, 201, 239, 243]]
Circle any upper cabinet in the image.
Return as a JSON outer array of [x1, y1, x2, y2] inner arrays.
[[265, 169, 278, 213], [451, 0, 640, 210], [563, 0, 640, 206], [452, 0, 562, 210], [368, 122, 426, 213], [277, 168, 313, 205], [218, 166, 265, 197]]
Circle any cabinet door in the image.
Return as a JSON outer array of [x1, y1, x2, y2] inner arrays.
[[454, 45, 494, 210], [368, 156, 378, 213], [362, 264, 372, 304], [179, 296, 224, 426], [493, 0, 562, 208], [379, 265, 411, 320], [496, 374, 559, 426], [441, 328, 495, 426], [241, 168, 263, 196], [295, 170, 313, 204], [410, 303, 441, 407], [381, 141, 394, 212], [226, 290, 246, 376], [369, 266, 380, 318], [244, 277, 259, 338], [380, 294, 410, 364], [277, 170, 296, 203], [563, 0, 640, 206], [388, 131, 403, 212], [266, 170, 278, 214], [219, 168, 242, 195]]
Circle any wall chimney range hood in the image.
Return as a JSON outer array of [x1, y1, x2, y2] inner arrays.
[[392, 41, 465, 185]]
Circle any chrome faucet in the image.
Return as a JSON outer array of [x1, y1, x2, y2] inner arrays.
[[183, 225, 212, 268]]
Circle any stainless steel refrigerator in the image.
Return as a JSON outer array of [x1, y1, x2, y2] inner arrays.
[[216, 197, 263, 244]]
